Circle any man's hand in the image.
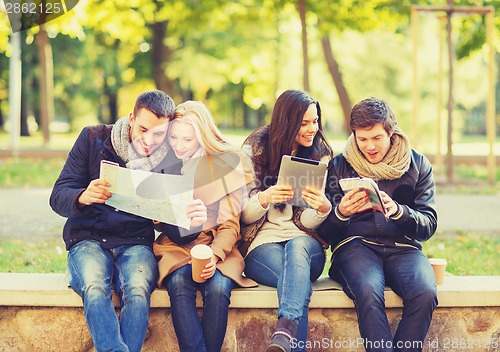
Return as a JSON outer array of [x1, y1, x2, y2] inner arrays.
[[187, 199, 207, 228], [78, 178, 111, 206], [337, 188, 368, 217], [379, 191, 399, 219]]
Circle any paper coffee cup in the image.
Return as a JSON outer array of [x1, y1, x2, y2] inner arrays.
[[190, 244, 213, 283], [429, 258, 447, 285]]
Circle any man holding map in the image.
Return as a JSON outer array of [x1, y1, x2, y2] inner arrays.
[[319, 97, 438, 352], [50, 90, 207, 352]]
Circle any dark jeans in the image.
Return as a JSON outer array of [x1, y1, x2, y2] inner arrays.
[[244, 236, 326, 352], [163, 264, 235, 352], [329, 239, 437, 352]]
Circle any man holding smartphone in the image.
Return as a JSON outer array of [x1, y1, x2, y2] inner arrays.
[[319, 97, 438, 352]]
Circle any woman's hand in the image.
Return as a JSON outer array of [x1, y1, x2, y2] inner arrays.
[[302, 187, 331, 214], [257, 185, 294, 207], [200, 255, 219, 280], [187, 199, 208, 228]]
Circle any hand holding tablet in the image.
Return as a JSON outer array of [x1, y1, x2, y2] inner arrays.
[[277, 155, 328, 208]]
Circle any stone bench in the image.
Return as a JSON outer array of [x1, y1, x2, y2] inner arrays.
[[1, 273, 499, 351]]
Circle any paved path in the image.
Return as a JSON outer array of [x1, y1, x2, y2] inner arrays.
[[0, 188, 499, 242], [0, 188, 66, 241], [434, 194, 500, 234]]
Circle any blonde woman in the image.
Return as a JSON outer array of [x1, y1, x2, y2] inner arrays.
[[154, 101, 256, 352]]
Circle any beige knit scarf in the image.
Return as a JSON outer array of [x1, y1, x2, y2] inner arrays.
[[342, 127, 411, 181]]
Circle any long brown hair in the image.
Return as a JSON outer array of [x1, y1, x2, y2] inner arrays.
[[244, 90, 333, 193]]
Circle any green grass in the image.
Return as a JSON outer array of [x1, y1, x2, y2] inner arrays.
[[435, 164, 500, 195], [0, 130, 78, 150], [0, 157, 65, 187], [321, 232, 500, 277], [453, 164, 500, 185], [0, 238, 67, 273], [422, 232, 500, 276], [1, 233, 498, 275]]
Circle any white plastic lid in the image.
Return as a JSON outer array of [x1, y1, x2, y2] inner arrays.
[[428, 258, 447, 265], [190, 244, 213, 259]]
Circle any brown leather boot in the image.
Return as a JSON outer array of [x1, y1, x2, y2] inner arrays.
[[266, 317, 298, 352]]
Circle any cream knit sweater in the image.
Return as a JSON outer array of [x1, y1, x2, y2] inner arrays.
[[241, 155, 331, 255]]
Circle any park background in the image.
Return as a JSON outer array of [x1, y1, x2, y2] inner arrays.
[[0, 0, 499, 275]]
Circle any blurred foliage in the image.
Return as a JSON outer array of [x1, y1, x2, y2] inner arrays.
[[0, 0, 498, 139]]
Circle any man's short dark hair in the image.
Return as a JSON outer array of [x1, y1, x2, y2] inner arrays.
[[350, 97, 397, 134], [133, 90, 175, 119]]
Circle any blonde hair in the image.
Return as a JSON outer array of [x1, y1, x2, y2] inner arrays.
[[171, 101, 238, 155], [173, 101, 254, 203]]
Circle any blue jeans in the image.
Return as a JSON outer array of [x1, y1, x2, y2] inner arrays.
[[329, 239, 437, 352], [68, 240, 158, 352], [244, 236, 325, 351], [163, 264, 235, 352]]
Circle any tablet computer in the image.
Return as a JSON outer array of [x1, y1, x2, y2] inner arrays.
[[277, 155, 328, 208]]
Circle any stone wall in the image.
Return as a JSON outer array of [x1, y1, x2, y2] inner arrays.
[[1, 306, 499, 352]]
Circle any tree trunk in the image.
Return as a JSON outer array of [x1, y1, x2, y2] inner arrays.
[[36, 23, 54, 146], [321, 34, 352, 135], [107, 91, 118, 124], [0, 51, 4, 128], [20, 79, 29, 136], [104, 40, 120, 124], [151, 20, 176, 99], [20, 29, 30, 136], [446, 8, 454, 183], [297, 0, 310, 92]]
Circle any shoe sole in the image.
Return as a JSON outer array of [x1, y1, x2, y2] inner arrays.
[[266, 344, 286, 352]]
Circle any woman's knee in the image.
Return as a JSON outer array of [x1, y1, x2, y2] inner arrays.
[[285, 237, 323, 267], [205, 272, 234, 300], [244, 251, 281, 286], [164, 266, 196, 297], [287, 236, 321, 254]]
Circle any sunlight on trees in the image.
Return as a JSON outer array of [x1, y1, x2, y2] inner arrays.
[[0, 0, 497, 151]]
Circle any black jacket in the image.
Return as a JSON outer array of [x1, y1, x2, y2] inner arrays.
[[50, 124, 181, 250], [318, 149, 437, 252]]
